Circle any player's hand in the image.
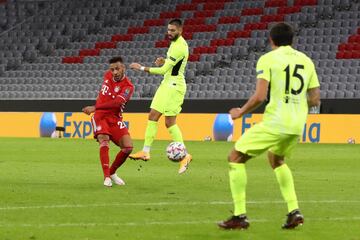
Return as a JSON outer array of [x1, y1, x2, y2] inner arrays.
[[82, 106, 96, 115], [129, 62, 142, 71], [154, 57, 165, 66], [229, 107, 243, 120]]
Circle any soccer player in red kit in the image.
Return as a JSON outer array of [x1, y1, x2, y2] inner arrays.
[[82, 56, 134, 187]]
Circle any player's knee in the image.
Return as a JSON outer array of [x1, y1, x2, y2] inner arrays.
[[121, 146, 133, 154], [269, 159, 284, 169], [228, 150, 249, 163]]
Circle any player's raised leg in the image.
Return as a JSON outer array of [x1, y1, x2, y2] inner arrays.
[[218, 149, 251, 229], [129, 109, 162, 161], [268, 151, 304, 229], [110, 134, 133, 185], [97, 134, 112, 187]]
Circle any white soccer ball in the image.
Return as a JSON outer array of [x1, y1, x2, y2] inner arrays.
[[166, 142, 187, 162]]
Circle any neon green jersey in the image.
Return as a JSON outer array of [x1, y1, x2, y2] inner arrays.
[[256, 46, 320, 135], [149, 36, 189, 91]]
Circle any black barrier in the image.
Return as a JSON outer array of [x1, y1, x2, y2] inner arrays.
[[0, 99, 359, 113]]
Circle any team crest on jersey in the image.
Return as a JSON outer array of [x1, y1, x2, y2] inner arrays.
[[114, 86, 120, 93], [96, 126, 102, 131]]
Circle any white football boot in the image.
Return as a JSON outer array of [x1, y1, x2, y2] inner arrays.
[[103, 177, 112, 187], [110, 173, 125, 185]]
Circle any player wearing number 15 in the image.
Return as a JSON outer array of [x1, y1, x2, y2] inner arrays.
[[218, 23, 320, 230], [82, 56, 134, 187]]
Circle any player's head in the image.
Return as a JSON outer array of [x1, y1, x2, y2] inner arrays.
[[109, 56, 125, 82], [167, 19, 182, 41], [269, 22, 294, 49]]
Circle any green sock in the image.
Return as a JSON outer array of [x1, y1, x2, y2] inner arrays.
[[168, 124, 183, 143], [229, 163, 247, 216], [274, 164, 299, 212], [143, 120, 158, 150]]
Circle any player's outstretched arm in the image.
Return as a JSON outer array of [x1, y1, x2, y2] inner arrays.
[[229, 78, 268, 120], [130, 61, 172, 75]]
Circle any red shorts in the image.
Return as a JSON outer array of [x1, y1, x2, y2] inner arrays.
[[91, 113, 129, 144]]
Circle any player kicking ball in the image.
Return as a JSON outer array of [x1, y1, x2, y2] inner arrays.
[[82, 56, 134, 187], [218, 23, 320, 229]]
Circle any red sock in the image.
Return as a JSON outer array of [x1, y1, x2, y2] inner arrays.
[[110, 147, 132, 175], [99, 141, 110, 178]]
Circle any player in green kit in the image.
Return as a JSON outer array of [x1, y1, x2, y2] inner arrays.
[[218, 23, 320, 230], [129, 19, 192, 174]]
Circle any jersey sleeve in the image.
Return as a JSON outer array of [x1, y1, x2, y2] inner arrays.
[[307, 61, 320, 89], [117, 83, 134, 102], [256, 55, 271, 82], [149, 44, 185, 75]]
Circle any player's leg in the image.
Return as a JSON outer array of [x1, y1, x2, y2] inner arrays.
[[163, 88, 191, 174], [109, 133, 133, 185], [218, 123, 273, 229], [218, 149, 251, 230], [269, 135, 304, 229], [97, 134, 112, 187], [129, 109, 161, 161], [130, 85, 166, 161]]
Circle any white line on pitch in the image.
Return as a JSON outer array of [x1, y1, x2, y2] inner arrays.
[[1, 217, 360, 229], [0, 200, 359, 211]]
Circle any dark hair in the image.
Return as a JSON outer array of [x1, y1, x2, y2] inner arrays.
[[168, 18, 182, 27], [269, 23, 294, 46], [109, 56, 123, 64]]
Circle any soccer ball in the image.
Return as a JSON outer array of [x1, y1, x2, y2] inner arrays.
[[166, 142, 187, 162]]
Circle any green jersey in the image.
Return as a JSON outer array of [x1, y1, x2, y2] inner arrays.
[[256, 46, 320, 135], [149, 36, 189, 92]]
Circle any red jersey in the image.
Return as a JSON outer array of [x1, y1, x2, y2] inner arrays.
[[95, 71, 134, 118]]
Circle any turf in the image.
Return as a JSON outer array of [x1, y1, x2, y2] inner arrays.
[[0, 138, 359, 240]]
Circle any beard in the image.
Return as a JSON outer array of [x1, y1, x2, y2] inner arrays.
[[168, 33, 179, 41]]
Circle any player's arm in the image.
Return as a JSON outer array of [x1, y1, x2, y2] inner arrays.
[[129, 61, 173, 75], [95, 85, 134, 110], [130, 47, 183, 75], [229, 79, 269, 120], [82, 106, 95, 115], [307, 87, 320, 107], [307, 61, 321, 107]]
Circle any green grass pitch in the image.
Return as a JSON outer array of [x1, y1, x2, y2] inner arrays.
[[0, 138, 359, 240]]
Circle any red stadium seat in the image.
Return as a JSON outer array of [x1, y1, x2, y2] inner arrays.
[[184, 18, 206, 26], [188, 54, 200, 62], [244, 22, 268, 31], [144, 19, 165, 27], [79, 49, 100, 57], [227, 30, 251, 38], [155, 40, 169, 48], [294, 0, 317, 6], [95, 42, 116, 49], [203, 2, 225, 11], [111, 34, 133, 42], [261, 14, 285, 23], [241, 8, 264, 16], [159, 11, 182, 19], [218, 16, 241, 24], [176, 3, 198, 11], [194, 10, 215, 18], [127, 27, 149, 34], [278, 6, 301, 14], [265, 0, 287, 7]]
